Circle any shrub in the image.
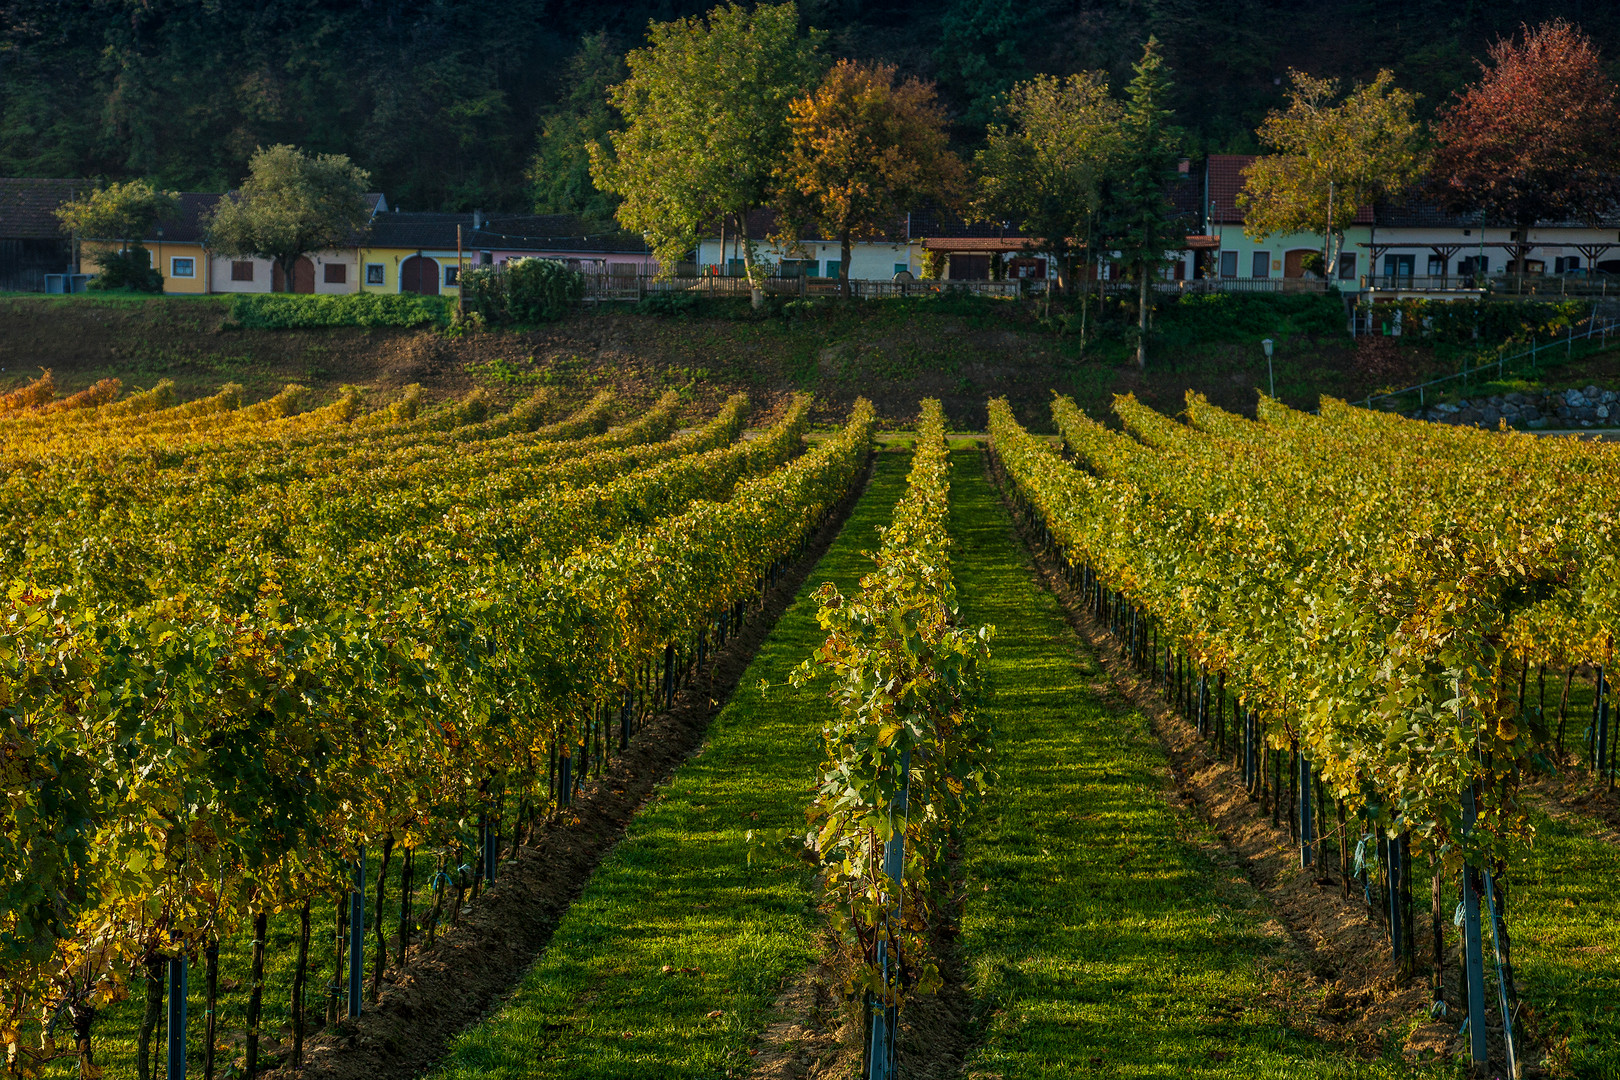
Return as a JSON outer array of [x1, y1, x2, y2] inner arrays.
[[461, 258, 585, 324], [636, 290, 709, 317], [87, 246, 163, 292], [227, 292, 451, 329], [1160, 290, 1347, 341], [1360, 296, 1591, 348]]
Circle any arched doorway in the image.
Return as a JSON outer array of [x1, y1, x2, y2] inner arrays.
[[272, 256, 316, 293], [400, 255, 440, 295], [1283, 249, 1319, 278]]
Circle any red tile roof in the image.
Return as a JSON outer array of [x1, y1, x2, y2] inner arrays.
[[0, 178, 90, 239], [1206, 154, 1373, 227]]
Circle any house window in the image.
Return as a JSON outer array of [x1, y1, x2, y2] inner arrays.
[[1458, 255, 1488, 278], [824, 260, 840, 278], [893, 263, 908, 276], [1426, 256, 1446, 278], [1337, 254, 1356, 279], [230, 260, 254, 282], [805, 262, 820, 277], [480, 251, 493, 266], [444, 265, 460, 287], [365, 263, 385, 285], [1555, 256, 1581, 273], [1251, 251, 1270, 278], [778, 259, 811, 278], [727, 258, 745, 277], [1009, 258, 1046, 279], [170, 257, 195, 279], [1220, 251, 1238, 278], [1383, 254, 1415, 282], [324, 263, 347, 284]]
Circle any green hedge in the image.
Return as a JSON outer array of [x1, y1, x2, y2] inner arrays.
[[1356, 295, 1591, 348], [1159, 290, 1348, 341], [227, 292, 452, 329], [460, 258, 585, 324]]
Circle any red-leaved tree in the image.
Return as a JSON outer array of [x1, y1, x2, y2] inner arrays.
[[1431, 19, 1620, 285]]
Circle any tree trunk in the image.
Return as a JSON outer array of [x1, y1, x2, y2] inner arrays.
[[1136, 262, 1149, 368], [137, 956, 165, 1080], [292, 898, 311, 1069], [204, 941, 218, 1080], [372, 835, 394, 1003], [396, 847, 413, 968], [1431, 867, 1446, 1013], [247, 911, 268, 1077], [840, 230, 853, 300], [70, 1001, 96, 1080], [737, 212, 764, 309]]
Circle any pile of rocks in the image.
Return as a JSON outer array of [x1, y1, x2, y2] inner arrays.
[[1410, 386, 1618, 429]]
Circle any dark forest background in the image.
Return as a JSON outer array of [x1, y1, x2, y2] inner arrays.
[[3, 0, 1617, 214]]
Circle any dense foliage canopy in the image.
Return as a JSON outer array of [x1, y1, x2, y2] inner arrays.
[[5, 0, 1618, 211]]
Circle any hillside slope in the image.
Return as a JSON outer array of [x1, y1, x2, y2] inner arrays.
[[0, 294, 1383, 430]]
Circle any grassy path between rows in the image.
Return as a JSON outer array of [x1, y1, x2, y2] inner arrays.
[[946, 447, 1437, 1080], [1507, 806, 1620, 1077], [422, 448, 910, 1080]]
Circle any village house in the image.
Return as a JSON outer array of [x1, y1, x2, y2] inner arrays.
[[361, 210, 657, 296], [695, 209, 918, 282], [1362, 194, 1620, 296], [0, 177, 87, 292], [1203, 154, 1371, 288], [73, 192, 388, 294]]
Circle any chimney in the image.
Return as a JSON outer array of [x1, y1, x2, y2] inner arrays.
[[473, 209, 484, 230]]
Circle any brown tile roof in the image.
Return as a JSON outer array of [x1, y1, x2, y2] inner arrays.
[[0, 178, 90, 239], [153, 191, 386, 245], [1206, 154, 1374, 227], [921, 236, 1049, 252]]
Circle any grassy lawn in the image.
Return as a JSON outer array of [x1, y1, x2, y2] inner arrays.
[[421, 447, 911, 1080], [947, 446, 1445, 1080], [1506, 806, 1620, 1078]]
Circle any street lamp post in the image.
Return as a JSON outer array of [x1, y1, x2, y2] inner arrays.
[[1262, 338, 1275, 398]]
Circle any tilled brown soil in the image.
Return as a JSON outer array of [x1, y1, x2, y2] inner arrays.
[[272, 457, 873, 1080], [746, 899, 973, 1080], [990, 465, 1490, 1070]]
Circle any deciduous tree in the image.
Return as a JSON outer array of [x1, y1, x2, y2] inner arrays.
[[1101, 38, 1184, 369], [591, 2, 824, 307], [1431, 19, 1620, 288], [774, 60, 962, 298], [974, 72, 1123, 308], [1238, 69, 1425, 279], [527, 32, 626, 225], [54, 179, 179, 250], [206, 145, 373, 293]]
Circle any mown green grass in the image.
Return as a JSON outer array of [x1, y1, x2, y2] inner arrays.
[[946, 448, 1452, 1079], [422, 447, 910, 1080], [1504, 806, 1620, 1078]]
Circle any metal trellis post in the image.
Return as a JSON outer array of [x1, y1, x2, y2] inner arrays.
[[348, 848, 365, 1018], [867, 747, 911, 1080], [166, 955, 188, 1080]]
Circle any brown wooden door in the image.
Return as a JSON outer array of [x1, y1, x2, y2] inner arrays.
[[1284, 249, 1314, 278], [273, 256, 316, 293], [950, 254, 990, 280], [400, 255, 440, 295]]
